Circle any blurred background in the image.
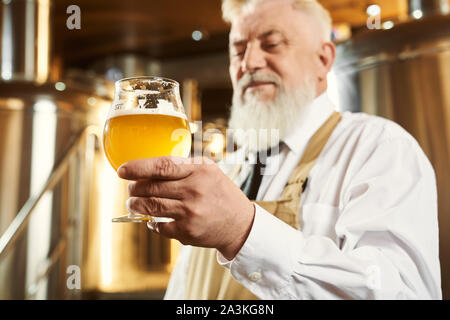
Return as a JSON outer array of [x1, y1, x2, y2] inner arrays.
[[0, 0, 449, 299]]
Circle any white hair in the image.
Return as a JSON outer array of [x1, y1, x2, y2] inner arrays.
[[222, 0, 332, 41], [228, 70, 317, 152]]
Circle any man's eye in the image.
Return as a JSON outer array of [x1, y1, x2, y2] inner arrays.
[[263, 42, 280, 50]]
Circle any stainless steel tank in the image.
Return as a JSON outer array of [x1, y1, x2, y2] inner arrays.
[[0, 81, 106, 299], [0, 1, 107, 299], [334, 1, 450, 298], [0, 0, 182, 299]]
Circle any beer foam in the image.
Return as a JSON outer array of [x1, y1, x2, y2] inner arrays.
[[133, 89, 160, 95], [107, 108, 188, 120]]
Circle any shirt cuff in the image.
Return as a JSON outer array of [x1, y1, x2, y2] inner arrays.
[[217, 203, 305, 299]]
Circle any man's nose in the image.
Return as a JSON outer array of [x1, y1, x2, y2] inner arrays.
[[241, 43, 266, 73]]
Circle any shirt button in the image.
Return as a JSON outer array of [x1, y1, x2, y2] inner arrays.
[[249, 271, 261, 282]]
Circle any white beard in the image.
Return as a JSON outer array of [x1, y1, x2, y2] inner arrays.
[[228, 76, 317, 152]]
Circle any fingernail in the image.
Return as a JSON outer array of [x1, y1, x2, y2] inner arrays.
[[126, 198, 141, 216], [127, 212, 138, 218], [147, 221, 157, 232], [117, 164, 127, 178]]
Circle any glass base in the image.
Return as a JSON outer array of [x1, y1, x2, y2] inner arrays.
[[112, 214, 174, 223]]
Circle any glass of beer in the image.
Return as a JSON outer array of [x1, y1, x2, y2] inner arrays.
[[103, 76, 191, 223]]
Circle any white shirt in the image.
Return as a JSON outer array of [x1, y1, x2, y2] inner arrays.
[[164, 93, 442, 300]]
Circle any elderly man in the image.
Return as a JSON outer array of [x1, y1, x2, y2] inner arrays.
[[118, 0, 442, 299]]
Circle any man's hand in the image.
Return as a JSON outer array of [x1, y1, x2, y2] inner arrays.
[[117, 156, 255, 260]]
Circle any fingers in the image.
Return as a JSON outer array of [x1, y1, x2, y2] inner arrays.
[[127, 180, 183, 199], [117, 156, 194, 181], [126, 196, 183, 219]]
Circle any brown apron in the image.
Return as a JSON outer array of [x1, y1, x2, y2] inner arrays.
[[184, 111, 342, 299]]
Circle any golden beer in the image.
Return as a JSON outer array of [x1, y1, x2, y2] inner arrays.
[[103, 111, 191, 171]]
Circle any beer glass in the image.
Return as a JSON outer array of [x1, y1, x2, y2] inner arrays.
[[103, 76, 191, 223]]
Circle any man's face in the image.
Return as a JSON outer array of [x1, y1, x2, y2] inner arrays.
[[228, 0, 321, 104]]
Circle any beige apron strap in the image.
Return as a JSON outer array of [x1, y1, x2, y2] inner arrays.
[[185, 111, 342, 300], [255, 111, 342, 229], [185, 246, 259, 300], [185, 247, 220, 299]]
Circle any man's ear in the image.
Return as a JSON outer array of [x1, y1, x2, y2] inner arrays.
[[317, 41, 336, 81]]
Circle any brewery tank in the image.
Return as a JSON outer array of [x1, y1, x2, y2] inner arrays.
[[0, 0, 176, 299], [0, 0, 107, 299], [333, 0, 450, 298]]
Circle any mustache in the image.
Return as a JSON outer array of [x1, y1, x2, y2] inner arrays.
[[237, 71, 282, 92]]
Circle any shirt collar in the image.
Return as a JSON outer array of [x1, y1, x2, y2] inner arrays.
[[282, 92, 337, 155]]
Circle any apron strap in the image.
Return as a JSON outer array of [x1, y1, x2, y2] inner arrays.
[[255, 111, 342, 229]]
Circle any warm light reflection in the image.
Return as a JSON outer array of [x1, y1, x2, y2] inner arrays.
[[36, 0, 50, 83], [168, 239, 180, 273], [2, 98, 25, 110], [366, 4, 381, 17], [26, 99, 57, 298], [88, 100, 111, 127], [332, 23, 351, 42], [92, 102, 114, 289], [1, 3, 13, 80], [412, 9, 423, 19], [55, 82, 66, 91], [383, 21, 394, 30], [88, 97, 97, 106], [207, 133, 225, 155], [189, 122, 199, 134], [327, 70, 341, 111], [192, 30, 203, 41], [98, 156, 115, 288], [25, 0, 36, 80]]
